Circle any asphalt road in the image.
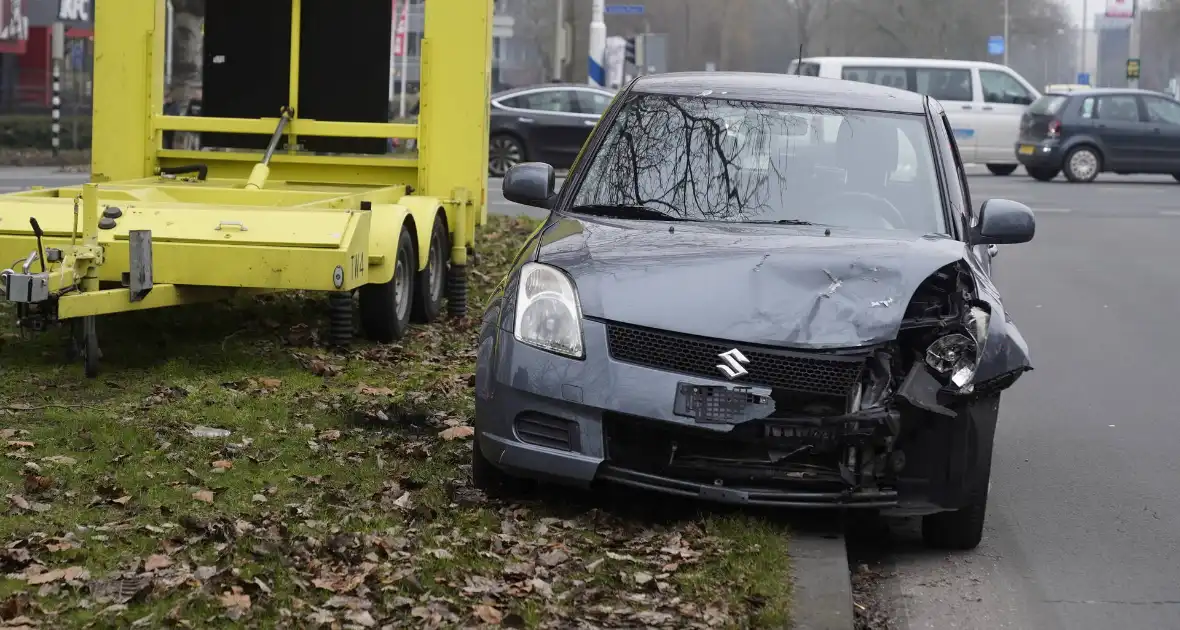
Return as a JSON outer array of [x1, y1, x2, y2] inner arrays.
[[6, 166, 1180, 629]]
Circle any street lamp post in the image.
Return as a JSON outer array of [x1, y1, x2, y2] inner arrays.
[[1003, 0, 1010, 66]]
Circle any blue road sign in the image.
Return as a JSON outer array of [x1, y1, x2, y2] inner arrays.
[[1077, 72, 1091, 85], [605, 4, 645, 14], [987, 35, 1004, 56]]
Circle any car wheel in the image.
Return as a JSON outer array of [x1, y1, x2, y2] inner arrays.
[[489, 134, 525, 178], [410, 213, 449, 324], [358, 223, 416, 343], [921, 489, 988, 550], [471, 427, 533, 497], [986, 164, 1018, 176], [1026, 166, 1059, 182], [1063, 145, 1101, 183]]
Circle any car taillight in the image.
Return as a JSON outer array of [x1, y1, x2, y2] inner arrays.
[[1047, 120, 1061, 137]]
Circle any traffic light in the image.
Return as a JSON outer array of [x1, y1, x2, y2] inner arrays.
[[625, 36, 636, 65]]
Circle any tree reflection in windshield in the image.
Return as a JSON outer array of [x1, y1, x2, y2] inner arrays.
[[569, 93, 946, 234]]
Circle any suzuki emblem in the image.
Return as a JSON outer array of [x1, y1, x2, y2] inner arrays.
[[716, 348, 750, 380]]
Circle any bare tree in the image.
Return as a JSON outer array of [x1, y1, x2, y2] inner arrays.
[[170, 0, 204, 107]]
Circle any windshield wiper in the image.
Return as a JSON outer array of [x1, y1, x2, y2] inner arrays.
[[744, 219, 828, 226], [567, 204, 689, 221]]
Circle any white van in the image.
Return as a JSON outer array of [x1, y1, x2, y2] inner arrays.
[[787, 57, 1041, 176]]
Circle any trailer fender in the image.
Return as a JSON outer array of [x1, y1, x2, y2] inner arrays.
[[396, 195, 448, 270], [365, 203, 412, 286]]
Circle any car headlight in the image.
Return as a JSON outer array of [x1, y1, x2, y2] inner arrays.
[[513, 262, 584, 358], [925, 306, 990, 389]]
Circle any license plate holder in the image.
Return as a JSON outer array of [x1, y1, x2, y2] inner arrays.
[[673, 382, 773, 424], [1018, 144, 1035, 155]]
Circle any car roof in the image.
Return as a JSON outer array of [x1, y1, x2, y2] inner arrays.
[[799, 56, 1013, 72], [1050, 87, 1167, 98], [491, 84, 614, 100], [630, 71, 929, 114]]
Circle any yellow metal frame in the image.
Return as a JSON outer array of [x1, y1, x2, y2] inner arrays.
[[0, 0, 492, 322]]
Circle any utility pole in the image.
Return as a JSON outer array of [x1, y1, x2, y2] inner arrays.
[[553, 0, 564, 81], [1128, 0, 1141, 88], [1080, 0, 1088, 81], [50, 22, 64, 160], [589, 0, 605, 86], [1003, 0, 1010, 66]]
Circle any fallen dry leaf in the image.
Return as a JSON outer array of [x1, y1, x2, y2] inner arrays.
[[144, 554, 172, 571], [192, 490, 215, 504], [259, 378, 282, 389], [356, 384, 396, 397], [439, 426, 474, 441], [219, 586, 251, 621], [473, 603, 503, 624], [211, 460, 233, 470]]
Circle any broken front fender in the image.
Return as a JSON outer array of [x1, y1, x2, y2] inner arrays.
[[973, 306, 1032, 386]]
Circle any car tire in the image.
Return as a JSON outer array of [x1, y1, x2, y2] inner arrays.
[[410, 213, 449, 324], [921, 488, 989, 551], [1062, 145, 1101, 183], [489, 133, 526, 178], [358, 223, 416, 343], [1026, 166, 1059, 182], [986, 164, 1018, 176], [471, 427, 533, 497]]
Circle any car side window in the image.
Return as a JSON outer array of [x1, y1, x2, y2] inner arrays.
[[1143, 96, 1180, 125], [914, 69, 973, 102], [574, 91, 612, 115], [979, 70, 1034, 105], [507, 90, 577, 113], [1079, 97, 1095, 118], [842, 66, 908, 90], [1095, 95, 1141, 122]]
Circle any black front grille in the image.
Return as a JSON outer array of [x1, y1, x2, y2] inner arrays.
[[604, 322, 865, 396]]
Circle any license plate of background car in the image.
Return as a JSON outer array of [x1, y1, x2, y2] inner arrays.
[[1018, 144, 1035, 155], [672, 382, 774, 425]]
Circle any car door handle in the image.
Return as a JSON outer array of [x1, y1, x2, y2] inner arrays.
[[1153, 127, 1163, 134], [961, 104, 973, 110], [517, 117, 534, 123], [583, 120, 596, 126], [981, 106, 994, 111]]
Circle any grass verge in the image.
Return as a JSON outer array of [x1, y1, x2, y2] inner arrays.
[[0, 148, 89, 168], [0, 214, 792, 628]]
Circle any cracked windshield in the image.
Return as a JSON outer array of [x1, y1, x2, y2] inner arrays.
[[0, 0, 1177, 628]]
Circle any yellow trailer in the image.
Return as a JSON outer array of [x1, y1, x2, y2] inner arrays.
[[0, 0, 492, 377]]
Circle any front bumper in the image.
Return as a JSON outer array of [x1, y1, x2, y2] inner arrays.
[[475, 319, 1000, 513], [1014, 140, 1062, 167]]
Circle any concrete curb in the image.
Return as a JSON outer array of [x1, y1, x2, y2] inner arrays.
[[789, 532, 854, 630]]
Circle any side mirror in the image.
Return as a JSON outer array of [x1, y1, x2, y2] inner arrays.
[[974, 198, 1035, 245], [503, 162, 556, 209]]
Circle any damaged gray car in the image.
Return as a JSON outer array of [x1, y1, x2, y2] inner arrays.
[[473, 72, 1034, 550]]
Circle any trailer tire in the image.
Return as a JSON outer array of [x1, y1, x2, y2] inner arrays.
[[359, 223, 416, 343], [411, 213, 449, 324]]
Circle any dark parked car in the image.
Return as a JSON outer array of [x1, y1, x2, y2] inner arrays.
[[474, 72, 1036, 550], [1016, 87, 1180, 183], [487, 84, 616, 177]]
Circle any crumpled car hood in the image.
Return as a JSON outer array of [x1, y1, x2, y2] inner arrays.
[[534, 215, 971, 348]]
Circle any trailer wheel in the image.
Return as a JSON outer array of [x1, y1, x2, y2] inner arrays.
[[411, 213, 450, 324], [359, 223, 416, 343]]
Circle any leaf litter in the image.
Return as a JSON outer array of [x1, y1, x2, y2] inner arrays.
[[0, 215, 792, 628]]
